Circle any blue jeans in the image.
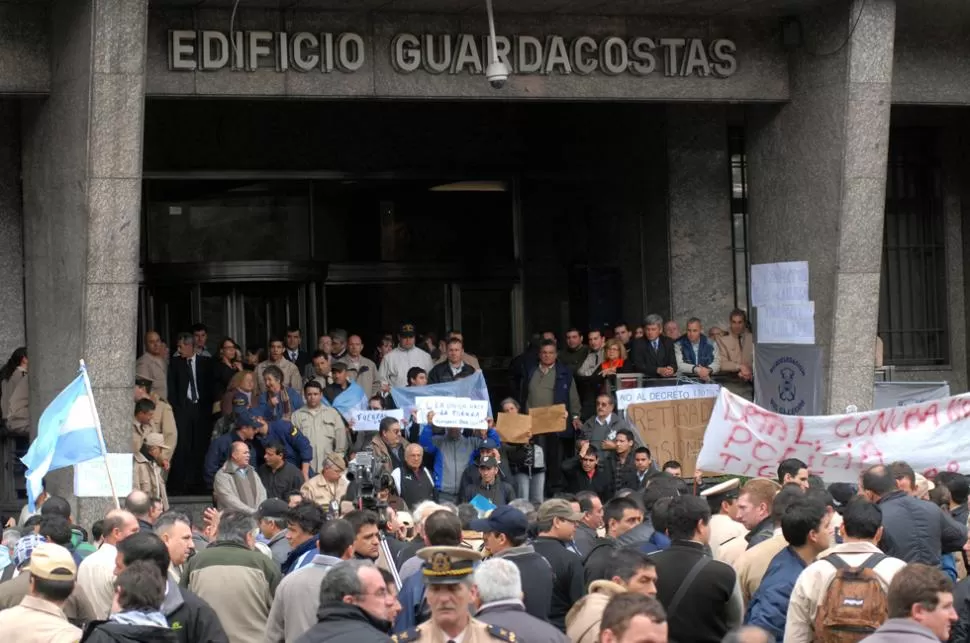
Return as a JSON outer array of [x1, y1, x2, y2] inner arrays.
[[513, 472, 545, 506]]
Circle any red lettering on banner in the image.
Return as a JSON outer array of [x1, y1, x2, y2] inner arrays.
[[947, 461, 960, 473], [869, 409, 901, 435], [719, 452, 742, 469], [757, 465, 776, 478], [903, 403, 939, 431], [858, 441, 885, 468], [724, 425, 753, 450], [792, 420, 813, 448], [947, 397, 970, 423], [753, 441, 778, 461], [834, 418, 853, 439], [924, 467, 938, 479], [722, 394, 747, 422]]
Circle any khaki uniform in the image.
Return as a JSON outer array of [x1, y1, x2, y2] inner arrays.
[[394, 616, 516, 643], [0, 594, 83, 643], [709, 514, 748, 561], [291, 405, 348, 472], [716, 331, 754, 373], [335, 354, 380, 396], [136, 352, 169, 400], [300, 473, 349, 507], [5, 374, 30, 434], [565, 580, 625, 643], [255, 359, 302, 394], [150, 395, 178, 460], [133, 425, 169, 510]]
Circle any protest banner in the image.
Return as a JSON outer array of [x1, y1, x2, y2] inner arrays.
[[496, 412, 532, 443], [616, 384, 720, 411], [348, 408, 404, 431], [529, 404, 567, 435], [696, 388, 970, 483], [391, 371, 492, 416], [626, 398, 715, 477], [415, 396, 489, 430]]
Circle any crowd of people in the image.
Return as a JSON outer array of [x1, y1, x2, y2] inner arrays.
[[0, 314, 958, 643]]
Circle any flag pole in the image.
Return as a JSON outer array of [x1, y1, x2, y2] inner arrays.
[[79, 360, 120, 509]]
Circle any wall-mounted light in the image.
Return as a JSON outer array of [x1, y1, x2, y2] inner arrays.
[[484, 0, 509, 89]]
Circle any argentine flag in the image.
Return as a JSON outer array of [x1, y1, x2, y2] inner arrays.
[[21, 364, 106, 510]]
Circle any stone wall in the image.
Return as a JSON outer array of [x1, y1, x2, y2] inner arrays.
[[0, 101, 25, 360]]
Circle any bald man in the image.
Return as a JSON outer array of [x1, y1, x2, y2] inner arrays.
[[76, 509, 140, 618], [136, 330, 169, 400]]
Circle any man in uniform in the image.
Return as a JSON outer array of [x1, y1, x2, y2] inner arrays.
[[700, 477, 748, 562], [134, 376, 177, 476], [393, 546, 516, 643]]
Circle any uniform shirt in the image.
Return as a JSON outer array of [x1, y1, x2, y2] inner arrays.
[[0, 595, 82, 643]]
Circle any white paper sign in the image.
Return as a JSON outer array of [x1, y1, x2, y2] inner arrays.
[[616, 384, 721, 411], [74, 454, 134, 498], [751, 261, 809, 306], [415, 396, 489, 430], [757, 302, 815, 344], [348, 408, 404, 431], [696, 388, 970, 483]]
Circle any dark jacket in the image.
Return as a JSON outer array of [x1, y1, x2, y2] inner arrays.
[[81, 621, 179, 643], [284, 349, 312, 377], [476, 600, 571, 643], [157, 580, 228, 643], [573, 523, 598, 558], [630, 336, 677, 378], [562, 457, 614, 500], [296, 602, 392, 643], [951, 574, 970, 643], [492, 544, 555, 622], [558, 346, 589, 374], [168, 354, 214, 411], [520, 361, 576, 437], [582, 537, 618, 586], [744, 546, 807, 641], [746, 517, 776, 549], [877, 490, 968, 565], [652, 540, 739, 643], [531, 536, 586, 631], [460, 480, 517, 505], [428, 361, 476, 384], [258, 462, 305, 500]]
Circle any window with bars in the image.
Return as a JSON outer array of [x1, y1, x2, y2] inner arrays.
[[728, 128, 750, 313], [878, 128, 949, 366]]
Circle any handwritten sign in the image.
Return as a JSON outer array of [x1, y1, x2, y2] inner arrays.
[[496, 412, 532, 443], [529, 404, 567, 435], [751, 261, 809, 307], [626, 398, 715, 477], [757, 302, 815, 344], [616, 384, 720, 411], [415, 396, 489, 430], [348, 408, 404, 431], [697, 388, 970, 483], [74, 454, 134, 498]]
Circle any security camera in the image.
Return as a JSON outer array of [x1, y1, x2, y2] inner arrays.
[[485, 61, 509, 90]]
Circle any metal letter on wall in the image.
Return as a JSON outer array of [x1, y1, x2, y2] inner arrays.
[[392, 33, 420, 72], [200, 31, 229, 71], [291, 32, 320, 72], [168, 30, 197, 70]]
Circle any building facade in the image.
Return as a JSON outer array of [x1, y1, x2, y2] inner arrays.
[[0, 0, 967, 518]]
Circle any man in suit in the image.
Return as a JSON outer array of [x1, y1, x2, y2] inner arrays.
[[284, 326, 312, 376], [631, 314, 677, 379], [168, 331, 214, 494]]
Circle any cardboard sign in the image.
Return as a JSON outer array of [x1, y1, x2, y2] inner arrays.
[[348, 408, 404, 431], [697, 388, 970, 483], [74, 454, 134, 498], [528, 404, 567, 435], [496, 412, 532, 443], [625, 398, 716, 477]]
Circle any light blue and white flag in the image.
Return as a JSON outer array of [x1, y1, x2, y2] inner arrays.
[[21, 363, 106, 510], [323, 380, 369, 419], [390, 371, 492, 417]]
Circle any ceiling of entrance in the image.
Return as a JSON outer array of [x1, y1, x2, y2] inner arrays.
[[145, 0, 835, 17]]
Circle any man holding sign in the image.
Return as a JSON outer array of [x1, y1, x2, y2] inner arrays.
[[419, 410, 502, 504]]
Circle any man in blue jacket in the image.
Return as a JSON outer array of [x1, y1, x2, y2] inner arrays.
[[745, 496, 832, 640], [419, 411, 502, 504]]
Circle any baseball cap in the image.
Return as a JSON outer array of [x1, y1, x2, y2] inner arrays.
[[536, 498, 584, 522], [398, 322, 417, 337], [478, 456, 499, 469], [479, 439, 500, 451], [14, 533, 45, 569], [325, 453, 347, 472], [25, 543, 76, 580], [469, 505, 527, 538], [256, 498, 290, 521]]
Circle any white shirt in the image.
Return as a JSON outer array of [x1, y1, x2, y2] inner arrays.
[[446, 628, 468, 643], [77, 542, 118, 619], [378, 346, 434, 388], [185, 355, 198, 402]]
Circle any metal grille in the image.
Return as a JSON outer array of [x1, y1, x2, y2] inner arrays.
[[878, 128, 949, 366], [728, 127, 750, 313]]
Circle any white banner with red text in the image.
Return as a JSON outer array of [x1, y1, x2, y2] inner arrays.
[[695, 388, 970, 483]]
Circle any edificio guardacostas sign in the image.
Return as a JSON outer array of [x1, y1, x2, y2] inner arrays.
[[168, 30, 738, 78]]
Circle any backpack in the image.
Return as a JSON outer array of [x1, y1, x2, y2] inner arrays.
[[813, 553, 889, 642]]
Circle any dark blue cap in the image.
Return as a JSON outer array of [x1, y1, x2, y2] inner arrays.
[[468, 505, 527, 538], [479, 439, 500, 450]]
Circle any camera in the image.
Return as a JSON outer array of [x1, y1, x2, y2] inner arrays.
[[485, 61, 509, 89], [345, 450, 393, 523]]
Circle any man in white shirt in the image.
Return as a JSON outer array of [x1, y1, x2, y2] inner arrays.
[[76, 509, 139, 618], [378, 322, 433, 389]]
